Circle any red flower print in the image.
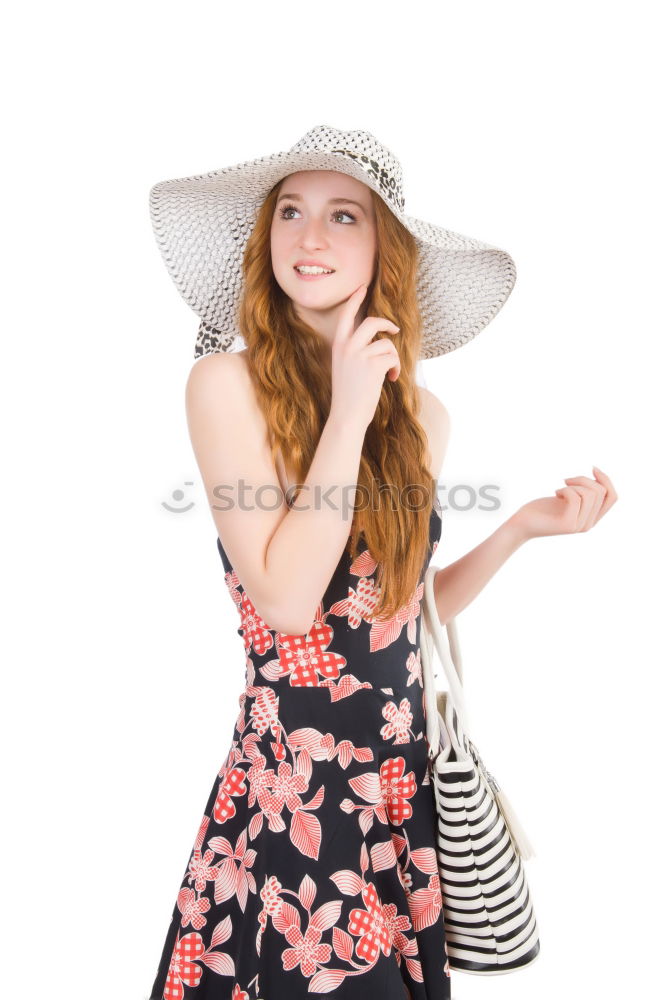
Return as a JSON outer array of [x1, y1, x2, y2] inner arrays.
[[248, 685, 280, 737], [380, 697, 413, 744], [381, 900, 413, 953], [367, 581, 424, 651], [237, 589, 276, 657], [263, 623, 348, 686], [164, 929, 206, 999], [319, 673, 374, 700], [234, 692, 248, 734], [250, 759, 305, 830], [254, 763, 322, 859], [289, 727, 336, 761], [397, 863, 413, 895], [405, 649, 423, 687], [207, 827, 258, 912], [213, 767, 248, 824], [339, 758, 392, 836], [246, 753, 276, 808], [347, 881, 393, 962], [407, 872, 443, 932], [256, 787, 288, 833], [260, 874, 283, 916], [270, 759, 309, 812], [379, 756, 417, 824], [223, 569, 243, 608], [177, 886, 212, 930], [328, 576, 381, 630], [332, 737, 374, 769], [192, 812, 211, 852], [186, 844, 221, 893], [232, 985, 249, 1000], [281, 923, 333, 977], [348, 547, 378, 578], [289, 726, 374, 771], [345, 770, 389, 832], [257, 874, 283, 950]]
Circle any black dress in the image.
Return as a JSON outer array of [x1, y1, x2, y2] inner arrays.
[[148, 495, 451, 999]]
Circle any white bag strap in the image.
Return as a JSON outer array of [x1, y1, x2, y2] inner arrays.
[[419, 602, 442, 752], [420, 564, 472, 748], [420, 567, 537, 859]]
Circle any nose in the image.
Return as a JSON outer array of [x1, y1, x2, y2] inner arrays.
[[299, 215, 330, 250]]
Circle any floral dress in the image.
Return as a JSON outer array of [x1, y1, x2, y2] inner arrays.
[[148, 494, 451, 999]]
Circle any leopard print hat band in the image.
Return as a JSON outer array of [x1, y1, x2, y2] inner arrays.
[[148, 125, 517, 361]]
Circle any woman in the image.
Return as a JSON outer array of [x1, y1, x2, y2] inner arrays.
[[146, 126, 617, 1000]]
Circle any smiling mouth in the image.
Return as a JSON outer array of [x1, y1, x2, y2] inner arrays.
[[293, 266, 336, 280], [294, 265, 335, 272]]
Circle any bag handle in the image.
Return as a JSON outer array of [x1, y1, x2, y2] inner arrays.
[[420, 567, 537, 859], [420, 602, 443, 753], [420, 564, 472, 746]]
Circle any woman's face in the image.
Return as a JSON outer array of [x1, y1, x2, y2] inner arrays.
[[270, 170, 377, 346]]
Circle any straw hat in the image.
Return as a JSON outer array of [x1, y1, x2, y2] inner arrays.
[[148, 124, 517, 360]]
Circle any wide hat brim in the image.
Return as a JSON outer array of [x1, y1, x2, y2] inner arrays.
[[149, 147, 517, 361]]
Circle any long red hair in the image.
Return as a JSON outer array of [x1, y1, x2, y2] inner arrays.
[[237, 177, 436, 621]]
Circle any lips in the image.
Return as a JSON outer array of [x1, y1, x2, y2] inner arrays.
[[294, 264, 335, 274], [293, 261, 335, 271], [294, 269, 335, 282]]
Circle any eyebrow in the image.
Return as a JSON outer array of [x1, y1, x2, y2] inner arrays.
[[276, 192, 367, 211]]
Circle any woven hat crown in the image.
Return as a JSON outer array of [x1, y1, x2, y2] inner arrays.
[[288, 125, 405, 214]]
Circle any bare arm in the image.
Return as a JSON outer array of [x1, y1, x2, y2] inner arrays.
[[265, 413, 367, 634], [432, 465, 619, 622], [186, 352, 367, 636], [432, 517, 528, 625]]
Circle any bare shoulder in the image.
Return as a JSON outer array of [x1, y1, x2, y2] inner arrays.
[[417, 386, 451, 481], [185, 348, 250, 401], [184, 348, 270, 491], [185, 351, 257, 444]]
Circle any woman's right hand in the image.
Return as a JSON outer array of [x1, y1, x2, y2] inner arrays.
[[329, 283, 401, 432]]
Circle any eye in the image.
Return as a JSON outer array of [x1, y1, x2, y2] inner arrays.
[[278, 203, 357, 223], [278, 202, 300, 220], [333, 209, 357, 223]]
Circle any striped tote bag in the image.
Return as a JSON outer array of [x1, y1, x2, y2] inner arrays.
[[419, 563, 541, 975]]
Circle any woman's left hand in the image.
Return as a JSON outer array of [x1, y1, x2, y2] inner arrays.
[[511, 466, 618, 541]]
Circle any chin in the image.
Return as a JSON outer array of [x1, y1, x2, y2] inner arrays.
[[286, 283, 345, 306]]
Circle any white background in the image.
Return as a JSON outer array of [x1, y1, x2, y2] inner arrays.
[[2, 2, 659, 998]]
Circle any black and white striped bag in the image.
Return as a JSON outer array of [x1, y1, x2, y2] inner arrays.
[[419, 563, 541, 975]]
